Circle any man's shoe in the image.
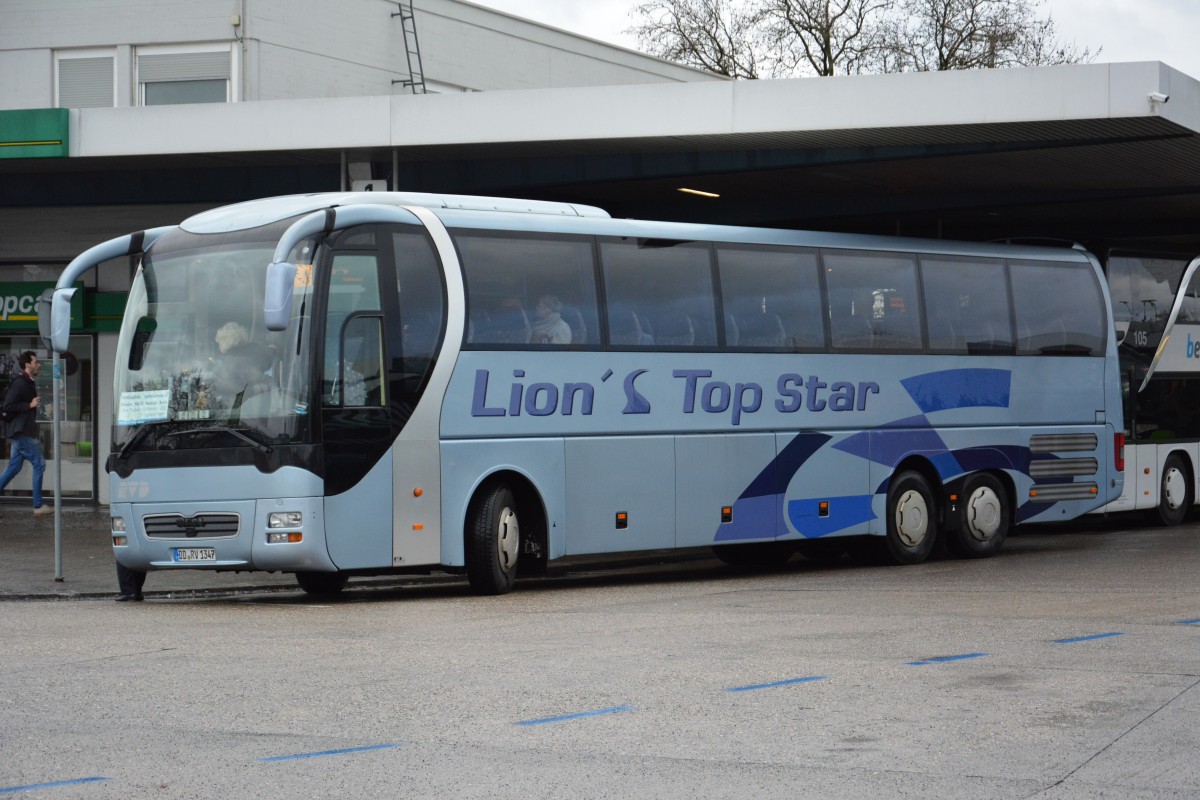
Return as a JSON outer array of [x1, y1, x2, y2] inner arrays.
[[114, 593, 144, 602], [32, 506, 52, 517]]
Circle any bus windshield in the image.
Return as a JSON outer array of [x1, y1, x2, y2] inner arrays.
[[112, 226, 315, 455]]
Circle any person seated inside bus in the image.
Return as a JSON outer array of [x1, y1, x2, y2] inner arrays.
[[530, 295, 572, 345], [212, 322, 275, 402]]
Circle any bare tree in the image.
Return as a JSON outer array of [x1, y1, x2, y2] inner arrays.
[[761, 0, 894, 77], [880, 0, 1099, 71], [628, 0, 1098, 77], [630, 0, 768, 78]]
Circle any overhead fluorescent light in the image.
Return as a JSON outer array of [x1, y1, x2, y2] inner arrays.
[[677, 187, 720, 198]]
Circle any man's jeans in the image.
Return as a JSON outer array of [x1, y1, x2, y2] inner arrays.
[[0, 434, 46, 508]]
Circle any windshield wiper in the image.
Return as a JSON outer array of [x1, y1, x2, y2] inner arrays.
[[161, 425, 274, 454], [116, 422, 162, 462]]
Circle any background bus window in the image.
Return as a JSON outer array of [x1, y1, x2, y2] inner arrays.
[[600, 240, 716, 348], [920, 256, 1012, 354], [456, 234, 599, 348], [1012, 261, 1105, 356], [717, 246, 824, 349], [823, 251, 922, 350], [1107, 254, 1186, 326]]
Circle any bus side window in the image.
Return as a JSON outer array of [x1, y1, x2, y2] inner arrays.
[[920, 256, 1010, 354], [824, 251, 922, 351], [600, 240, 716, 349], [1011, 261, 1105, 356], [716, 246, 824, 350]]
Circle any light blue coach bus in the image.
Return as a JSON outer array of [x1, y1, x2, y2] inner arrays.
[[50, 192, 1124, 595]]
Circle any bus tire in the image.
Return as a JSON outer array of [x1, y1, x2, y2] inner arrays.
[[295, 571, 348, 596], [711, 541, 798, 568], [885, 470, 938, 565], [466, 483, 520, 595], [946, 473, 1009, 558], [1155, 454, 1192, 527]]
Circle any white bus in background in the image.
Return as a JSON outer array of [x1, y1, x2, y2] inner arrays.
[[1104, 251, 1200, 524], [49, 192, 1124, 595]]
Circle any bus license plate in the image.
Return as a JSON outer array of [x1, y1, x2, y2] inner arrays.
[[174, 548, 216, 562]]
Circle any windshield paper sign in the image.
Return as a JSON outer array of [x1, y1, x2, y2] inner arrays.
[[118, 390, 170, 425]]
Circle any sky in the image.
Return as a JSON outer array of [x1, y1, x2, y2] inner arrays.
[[470, 0, 1200, 79]]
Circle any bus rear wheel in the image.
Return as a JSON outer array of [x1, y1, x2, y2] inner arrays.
[[295, 571, 348, 596], [466, 483, 520, 595], [1155, 454, 1192, 527], [946, 473, 1009, 558], [885, 471, 938, 565]]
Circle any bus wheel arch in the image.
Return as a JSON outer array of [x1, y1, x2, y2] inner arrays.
[[1155, 451, 1193, 527], [464, 471, 548, 594], [946, 471, 1012, 558], [883, 459, 941, 565]]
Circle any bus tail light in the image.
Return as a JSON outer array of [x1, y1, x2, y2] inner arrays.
[[1114, 433, 1125, 472]]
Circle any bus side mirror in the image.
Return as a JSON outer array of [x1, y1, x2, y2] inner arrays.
[[48, 287, 78, 353], [264, 262, 297, 332]]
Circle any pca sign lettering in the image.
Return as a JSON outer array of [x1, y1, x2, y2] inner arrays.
[[0, 294, 37, 321], [470, 368, 880, 426]]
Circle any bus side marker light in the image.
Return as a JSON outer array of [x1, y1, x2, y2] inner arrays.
[[721, 507, 733, 523], [818, 501, 829, 518], [1144, 468, 1151, 475], [413, 523, 424, 531], [616, 512, 629, 530], [1029, 490, 1038, 498], [413, 488, 424, 497]]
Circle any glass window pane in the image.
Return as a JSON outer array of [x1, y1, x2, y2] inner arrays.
[[341, 316, 385, 407], [143, 79, 227, 105], [717, 246, 824, 349], [823, 251, 922, 350], [601, 240, 716, 348], [324, 253, 381, 405], [457, 234, 599, 348], [921, 256, 1013, 354], [394, 231, 445, 376], [1012, 261, 1105, 356]]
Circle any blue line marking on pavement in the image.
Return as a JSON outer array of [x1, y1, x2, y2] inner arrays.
[[515, 705, 634, 726], [258, 743, 400, 763], [1178, 619, 1200, 626], [727, 675, 827, 693], [906, 653, 988, 666], [1053, 632, 1124, 644], [0, 777, 109, 794]]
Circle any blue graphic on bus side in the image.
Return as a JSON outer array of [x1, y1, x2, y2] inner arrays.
[[717, 367, 1031, 542]]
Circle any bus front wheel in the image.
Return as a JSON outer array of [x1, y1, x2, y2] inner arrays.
[[946, 473, 1009, 558], [466, 483, 520, 595], [1155, 454, 1192, 527], [885, 471, 938, 565], [295, 571, 348, 596]]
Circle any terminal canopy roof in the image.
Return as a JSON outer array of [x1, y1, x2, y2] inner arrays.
[[4, 61, 1200, 255]]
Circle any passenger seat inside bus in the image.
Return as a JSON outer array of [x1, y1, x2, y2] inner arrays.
[[737, 312, 786, 348]]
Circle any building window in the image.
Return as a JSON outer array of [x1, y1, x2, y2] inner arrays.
[[137, 44, 235, 106], [56, 51, 116, 108]]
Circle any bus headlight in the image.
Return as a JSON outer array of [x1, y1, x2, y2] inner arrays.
[[111, 517, 126, 533], [268, 511, 303, 528]]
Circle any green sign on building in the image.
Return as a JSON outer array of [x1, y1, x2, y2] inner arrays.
[[0, 108, 69, 160], [0, 282, 82, 332]]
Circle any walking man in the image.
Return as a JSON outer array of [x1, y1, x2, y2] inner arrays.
[[1, 351, 50, 516]]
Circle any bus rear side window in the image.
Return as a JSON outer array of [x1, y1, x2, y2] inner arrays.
[[1012, 261, 1105, 356]]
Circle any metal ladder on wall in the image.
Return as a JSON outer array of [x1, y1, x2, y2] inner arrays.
[[392, 1, 427, 94]]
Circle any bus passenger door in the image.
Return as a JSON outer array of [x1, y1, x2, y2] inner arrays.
[[321, 249, 395, 569]]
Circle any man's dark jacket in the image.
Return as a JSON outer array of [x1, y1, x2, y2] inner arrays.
[[2, 372, 38, 438]]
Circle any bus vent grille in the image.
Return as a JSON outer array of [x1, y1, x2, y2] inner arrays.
[[1029, 433, 1098, 453], [143, 513, 241, 539], [1029, 482, 1098, 501], [1030, 458, 1098, 478]]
